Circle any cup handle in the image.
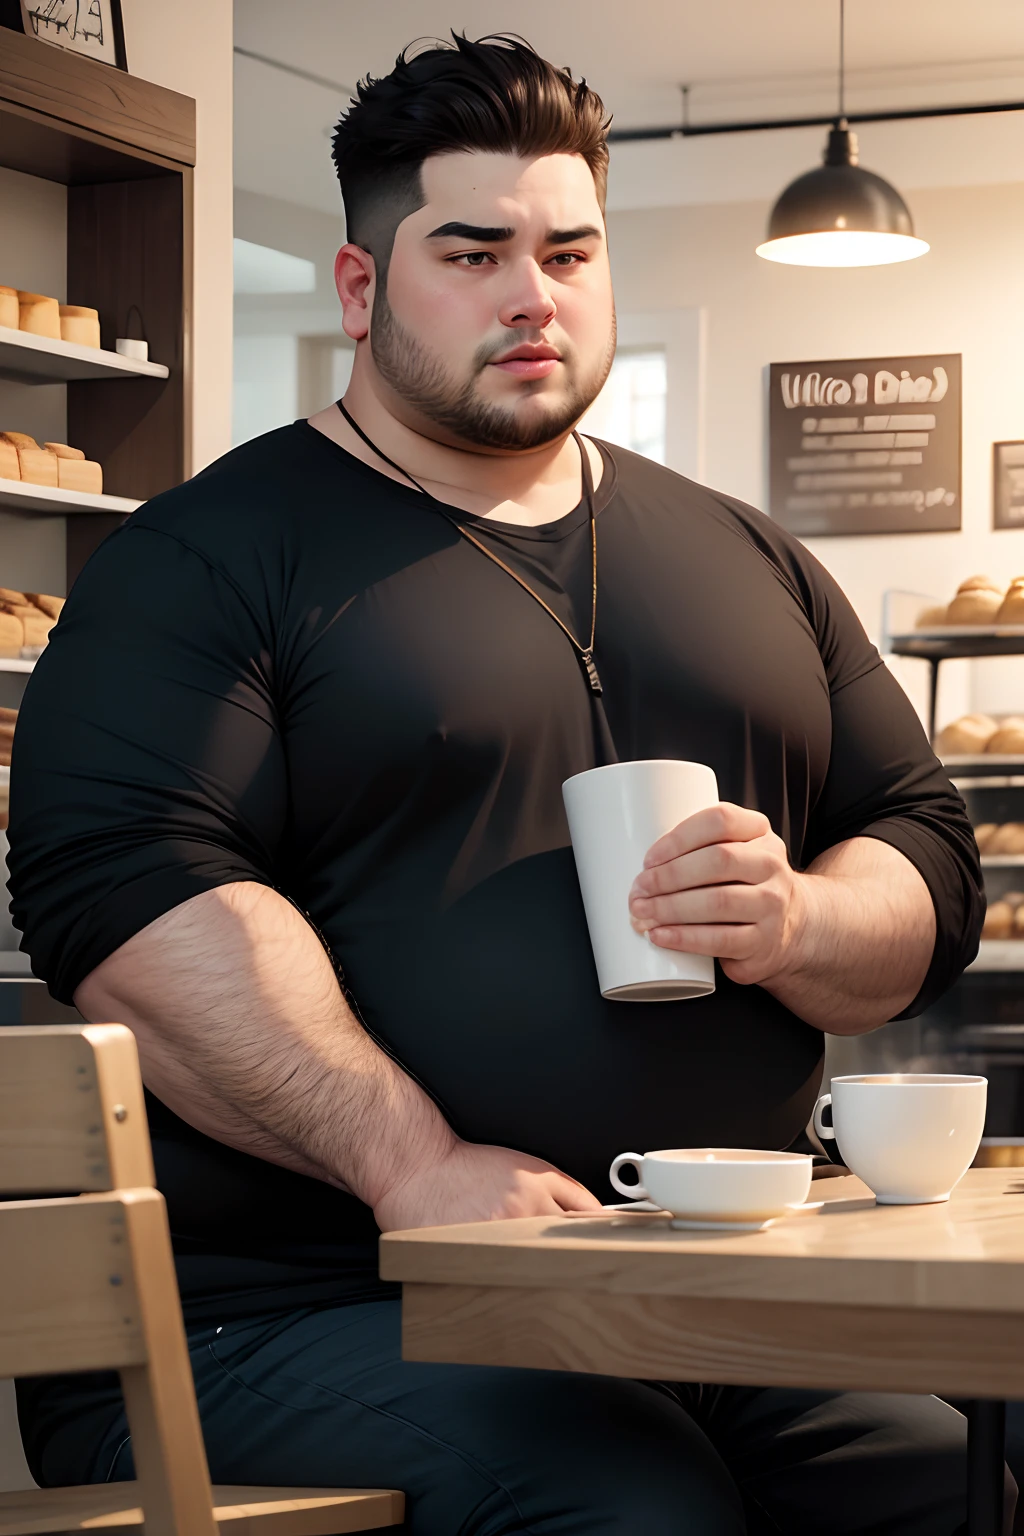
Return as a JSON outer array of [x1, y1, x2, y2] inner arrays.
[[609, 1152, 649, 1200], [812, 1092, 836, 1142]]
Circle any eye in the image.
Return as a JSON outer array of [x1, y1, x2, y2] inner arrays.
[[547, 252, 585, 267], [449, 251, 495, 267]]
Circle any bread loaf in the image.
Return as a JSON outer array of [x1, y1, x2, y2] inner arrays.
[[997, 581, 1024, 625], [17, 291, 60, 340], [55, 456, 102, 495], [0, 590, 27, 606], [1013, 903, 1024, 937], [974, 823, 998, 853], [42, 442, 85, 460], [26, 593, 63, 620], [0, 612, 22, 657], [984, 900, 1014, 939], [987, 719, 1024, 755], [946, 588, 1003, 625], [0, 286, 17, 330], [0, 441, 19, 482], [16, 447, 57, 487], [0, 433, 37, 449], [935, 713, 998, 756], [958, 575, 1003, 594], [21, 611, 53, 647], [58, 305, 100, 349], [988, 823, 1024, 855]]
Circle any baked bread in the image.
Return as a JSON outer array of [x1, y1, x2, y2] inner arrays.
[[946, 587, 1003, 625], [25, 593, 63, 620], [0, 441, 18, 482], [58, 305, 100, 349], [934, 713, 998, 756], [16, 447, 57, 487], [984, 900, 1014, 939], [21, 611, 53, 647], [1013, 904, 1024, 937], [0, 590, 27, 606], [987, 718, 1024, 755], [974, 823, 998, 853], [915, 604, 949, 628], [997, 581, 1024, 625], [55, 456, 102, 495], [0, 432, 37, 449], [17, 291, 60, 340], [0, 612, 22, 658], [988, 823, 1024, 855], [42, 442, 84, 460], [0, 286, 17, 330], [958, 575, 1003, 594]]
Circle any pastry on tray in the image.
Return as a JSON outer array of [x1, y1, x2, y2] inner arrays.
[[987, 718, 1024, 755], [934, 713, 998, 756], [996, 579, 1024, 626], [0, 434, 102, 492], [58, 305, 100, 349], [17, 291, 60, 340], [986, 823, 1024, 855], [0, 286, 17, 330], [974, 823, 998, 853], [983, 900, 1015, 939], [946, 577, 1004, 625], [915, 604, 950, 628]]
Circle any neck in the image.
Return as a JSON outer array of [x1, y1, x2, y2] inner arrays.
[[307, 363, 603, 527]]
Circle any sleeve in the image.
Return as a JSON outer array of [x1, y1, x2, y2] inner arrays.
[[799, 553, 983, 1018], [7, 522, 287, 1004]]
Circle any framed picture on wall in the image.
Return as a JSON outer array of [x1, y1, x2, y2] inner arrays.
[[0, 0, 127, 71], [993, 441, 1024, 530], [768, 354, 962, 537]]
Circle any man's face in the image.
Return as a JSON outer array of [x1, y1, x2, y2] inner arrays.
[[369, 151, 616, 452]]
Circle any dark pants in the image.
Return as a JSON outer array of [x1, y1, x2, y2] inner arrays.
[[23, 1300, 1016, 1534]]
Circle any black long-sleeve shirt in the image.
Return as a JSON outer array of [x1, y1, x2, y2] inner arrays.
[[7, 424, 982, 1323]]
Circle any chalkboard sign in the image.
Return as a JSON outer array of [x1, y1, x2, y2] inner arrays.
[[768, 354, 961, 537], [993, 441, 1024, 530]]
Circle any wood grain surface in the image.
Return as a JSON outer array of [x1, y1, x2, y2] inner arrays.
[[0, 1482, 405, 1534], [381, 1169, 1024, 1313]]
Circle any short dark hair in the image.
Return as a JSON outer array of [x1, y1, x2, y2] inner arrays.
[[331, 33, 610, 264]]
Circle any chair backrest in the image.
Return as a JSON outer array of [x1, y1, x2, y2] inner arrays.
[[0, 1025, 219, 1536], [0, 1024, 153, 1195]]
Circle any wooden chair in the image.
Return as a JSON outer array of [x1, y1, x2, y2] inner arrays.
[[0, 1024, 405, 1535]]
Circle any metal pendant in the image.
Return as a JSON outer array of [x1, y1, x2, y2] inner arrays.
[[580, 651, 603, 695]]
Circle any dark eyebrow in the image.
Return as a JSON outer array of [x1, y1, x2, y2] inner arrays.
[[425, 222, 603, 244], [426, 222, 515, 241]]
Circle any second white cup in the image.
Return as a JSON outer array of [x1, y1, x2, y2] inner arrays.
[[562, 759, 719, 1002]]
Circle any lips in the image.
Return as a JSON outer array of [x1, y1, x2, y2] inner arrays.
[[489, 344, 562, 379]]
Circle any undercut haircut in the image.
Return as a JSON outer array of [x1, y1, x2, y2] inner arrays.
[[331, 33, 610, 273]]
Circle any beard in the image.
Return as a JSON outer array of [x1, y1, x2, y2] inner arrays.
[[369, 286, 616, 452]]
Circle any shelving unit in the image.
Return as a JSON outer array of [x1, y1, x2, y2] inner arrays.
[[0, 476, 140, 516], [0, 658, 35, 675], [0, 324, 169, 384]]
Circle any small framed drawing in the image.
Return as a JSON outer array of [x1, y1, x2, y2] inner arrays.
[[0, 0, 127, 71], [993, 441, 1024, 530]]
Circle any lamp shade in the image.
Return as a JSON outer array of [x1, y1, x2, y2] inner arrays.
[[756, 126, 929, 267]]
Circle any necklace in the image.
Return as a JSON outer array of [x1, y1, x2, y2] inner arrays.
[[336, 399, 603, 696]]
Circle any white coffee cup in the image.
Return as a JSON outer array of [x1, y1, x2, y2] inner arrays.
[[562, 759, 719, 1001], [812, 1073, 987, 1204], [609, 1147, 813, 1228]]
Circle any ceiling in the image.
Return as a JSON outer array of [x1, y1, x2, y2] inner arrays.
[[233, 0, 1024, 218]]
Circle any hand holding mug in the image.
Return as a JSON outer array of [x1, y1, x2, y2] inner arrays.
[[629, 802, 801, 985]]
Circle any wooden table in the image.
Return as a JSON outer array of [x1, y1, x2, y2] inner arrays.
[[381, 1168, 1024, 1536]]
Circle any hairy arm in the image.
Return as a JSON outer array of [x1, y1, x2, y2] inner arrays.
[[629, 805, 935, 1035], [75, 881, 601, 1227]]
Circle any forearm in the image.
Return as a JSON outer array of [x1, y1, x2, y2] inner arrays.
[[74, 881, 455, 1205], [761, 836, 935, 1034]]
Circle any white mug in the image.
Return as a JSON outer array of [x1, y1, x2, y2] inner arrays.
[[562, 759, 719, 1001], [609, 1148, 813, 1226], [813, 1073, 987, 1204]]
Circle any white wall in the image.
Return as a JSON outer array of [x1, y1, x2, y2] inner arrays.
[[608, 181, 1024, 724], [121, 0, 234, 474]]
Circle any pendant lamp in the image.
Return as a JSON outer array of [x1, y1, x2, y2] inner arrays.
[[755, 1, 929, 268]]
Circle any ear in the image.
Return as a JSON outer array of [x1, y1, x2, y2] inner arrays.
[[335, 243, 376, 341]]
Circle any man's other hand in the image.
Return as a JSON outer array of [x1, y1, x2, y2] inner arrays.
[[373, 1139, 603, 1232], [628, 801, 802, 987]]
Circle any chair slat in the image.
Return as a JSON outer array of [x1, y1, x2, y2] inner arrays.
[[0, 1193, 147, 1377], [0, 1027, 153, 1196], [0, 1483, 405, 1533]]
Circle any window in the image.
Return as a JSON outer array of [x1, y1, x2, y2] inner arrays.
[[580, 348, 667, 463]]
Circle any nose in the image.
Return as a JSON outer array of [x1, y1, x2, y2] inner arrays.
[[498, 258, 556, 330]]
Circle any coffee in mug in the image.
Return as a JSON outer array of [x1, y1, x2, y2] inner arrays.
[[812, 1073, 987, 1204]]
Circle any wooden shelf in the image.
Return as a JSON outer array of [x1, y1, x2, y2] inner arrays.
[[982, 856, 1024, 868], [0, 477, 139, 516], [0, 325, 169, 384]]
